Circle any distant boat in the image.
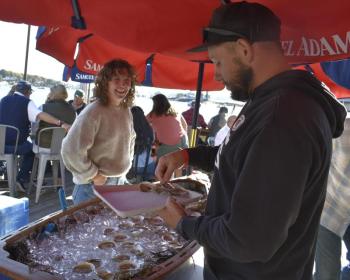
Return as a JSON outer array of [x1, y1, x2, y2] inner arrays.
[[176, 96, 193, 102], [172, 92, 208, 103]]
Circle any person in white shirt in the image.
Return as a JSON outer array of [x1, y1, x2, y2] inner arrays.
[[214, 114, 237, 146]]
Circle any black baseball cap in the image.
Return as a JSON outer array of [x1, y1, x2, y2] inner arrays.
[[188, 1, 281, 52], [15, 80, 33, 93]]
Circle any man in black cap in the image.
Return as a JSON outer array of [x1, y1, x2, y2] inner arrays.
[[154, 2, 346, 279], [0, 80, 70, 192], [68, 89, 87, 115]]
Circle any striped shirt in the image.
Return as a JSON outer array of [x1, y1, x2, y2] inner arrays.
[[321, 117, 350, 237]]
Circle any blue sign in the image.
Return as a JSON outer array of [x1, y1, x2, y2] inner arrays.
[[321, 59, 350, 90], [63, 65, 95, 83]]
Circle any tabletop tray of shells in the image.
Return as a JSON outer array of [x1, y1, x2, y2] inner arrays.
[[0, 177, 208, 280]]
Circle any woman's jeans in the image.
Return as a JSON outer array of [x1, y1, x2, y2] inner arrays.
[[314, 225, 342, 280], [314, 225, 350, 280], [72, 176, 128, 205]]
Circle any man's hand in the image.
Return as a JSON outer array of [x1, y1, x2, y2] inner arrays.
[[155, 150, 187, 183], [93, 173, 107, 185], [157, 198, 186, 229]]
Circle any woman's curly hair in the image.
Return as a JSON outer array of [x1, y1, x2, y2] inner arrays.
[[94, 59, 137, 107]]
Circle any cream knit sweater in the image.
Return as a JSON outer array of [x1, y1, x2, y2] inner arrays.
[[61, 101, 135, 184]]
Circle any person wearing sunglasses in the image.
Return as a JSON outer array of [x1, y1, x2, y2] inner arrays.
[[155, 2, 346, 279]]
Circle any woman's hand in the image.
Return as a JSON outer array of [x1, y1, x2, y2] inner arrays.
[[93, 173, 107, 185]]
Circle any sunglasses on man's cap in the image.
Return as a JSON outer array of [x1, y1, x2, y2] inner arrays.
[[189, 27, 248, 52]]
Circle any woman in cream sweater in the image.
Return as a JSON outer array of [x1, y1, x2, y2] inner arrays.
[[61, 59, 136, 204]]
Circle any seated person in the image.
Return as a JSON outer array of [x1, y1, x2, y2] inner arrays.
[[214, 115, 237, 146], [34, 84, 76, 151], [68, 89, 87, 115], [207, 106, 228, 146], [131, 106, 156, 180]]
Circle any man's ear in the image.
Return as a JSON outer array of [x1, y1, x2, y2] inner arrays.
[[236, 39, 254, 64]]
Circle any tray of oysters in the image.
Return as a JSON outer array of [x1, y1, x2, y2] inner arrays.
[[3, 178, 208, 280]]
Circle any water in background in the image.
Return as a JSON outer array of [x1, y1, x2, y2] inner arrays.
[[0, 82, 78, 107], [0, 82, 243, 122]]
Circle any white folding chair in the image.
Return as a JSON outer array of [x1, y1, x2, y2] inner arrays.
[[29, 127, 66, 203], [0, 124, 19, 197]]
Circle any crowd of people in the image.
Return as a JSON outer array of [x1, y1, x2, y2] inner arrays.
[[1, 2, 350, 279], [0, 80, 71, 191], [0, 69, 232, 195]]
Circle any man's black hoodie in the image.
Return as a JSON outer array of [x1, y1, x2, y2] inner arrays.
[[180, 70, 347, 280]]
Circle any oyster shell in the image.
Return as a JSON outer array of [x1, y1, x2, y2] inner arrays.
[[112, 254, 131, 262], [113, 233, 128, 242], [118, 221, 134, 230], [98, 241, 115, 249], [86, 258, 102, 268], [73, 262, 94, 273], [130, 215, 144, 224], [121, 241, 135, 249], [162, 233, 176, 242], [103, 227, 115, 236], [118, 260, 137, 271], [148, 216, 164, 226]]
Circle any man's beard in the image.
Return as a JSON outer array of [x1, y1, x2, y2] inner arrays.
[[226, 61, 253, 102]]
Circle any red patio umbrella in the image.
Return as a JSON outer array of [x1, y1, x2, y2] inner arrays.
[[36, 26, 223, 90], [37, 25, 350, 98], [0, 0, 349, 64]]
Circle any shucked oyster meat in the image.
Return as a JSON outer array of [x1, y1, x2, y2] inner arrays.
[[139, 182, 189, 197]]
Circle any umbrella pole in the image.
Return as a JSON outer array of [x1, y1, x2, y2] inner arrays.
[[186, 62, 204, 176], [189, 62, 204, 148], [23, 25, 31, 80], [87, 83, 91, 103]]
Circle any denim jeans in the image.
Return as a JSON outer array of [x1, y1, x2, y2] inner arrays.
[[314, 225, 342, 280], [5, 140, 34, 183], [72, 176, 129, 205]]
